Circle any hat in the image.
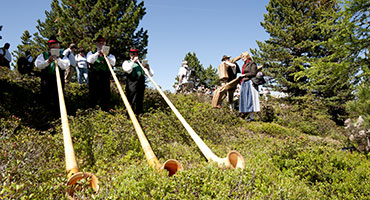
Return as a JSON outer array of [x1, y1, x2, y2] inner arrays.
[[48, 35, 59, 44], [257, 65, 263, 71], [182, 60, 187, 65], [129, 48, 139, 53], [221, 55, 231, 61], [95, 35, 105, 42]]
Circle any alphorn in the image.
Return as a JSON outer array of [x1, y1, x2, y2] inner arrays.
[[137, 60, 245, 169], [103, 52, 182, 176], [54, 59, 99, 198]]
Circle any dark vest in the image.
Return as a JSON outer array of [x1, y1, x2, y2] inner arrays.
[[42, 50, 64, 74], [127, 61, 145, 82], [90, 52, 109, 71]]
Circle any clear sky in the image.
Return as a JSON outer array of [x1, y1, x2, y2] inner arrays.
[[0, 0, 270, 92]]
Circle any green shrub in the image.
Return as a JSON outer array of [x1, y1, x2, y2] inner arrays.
[[1, 70, 370, 199]]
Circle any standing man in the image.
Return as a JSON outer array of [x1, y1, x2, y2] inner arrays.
[[34, 36, 70, 112], [175, 60, 195, 94], [122, 48, 154, 115], [0, 43, 11, 68], [87, 35, 116, 110], [64, 43, 77, 83], [217, 55, 241, 110]]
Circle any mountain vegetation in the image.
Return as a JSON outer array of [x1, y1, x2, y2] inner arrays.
[[1, 0, 369, 199], [1, 67, 369, 199]]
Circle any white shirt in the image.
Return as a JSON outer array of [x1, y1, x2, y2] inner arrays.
[[63, 48, 76, 67], [0, 48, 11, 62], [75, 54, 88, 68], [86, 51, 116, 66], [178, 65, 193, 84], [26, 55, 33, 63], [122, 60, 154, 77], [222, 60, 237, 74], [34, 52, 70, 70]]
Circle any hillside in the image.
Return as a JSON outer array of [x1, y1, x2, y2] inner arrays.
[[1, 67, 370, 199]]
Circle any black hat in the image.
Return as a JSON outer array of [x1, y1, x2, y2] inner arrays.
[[95, 35, 105, 42], [221, 55, 231, 61], [48, 35, 59, 44]]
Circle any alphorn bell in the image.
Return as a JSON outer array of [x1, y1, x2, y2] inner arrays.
[[54, 57, 99, 198], [102, 47, 182, 176], [137, 60, 245, 169]]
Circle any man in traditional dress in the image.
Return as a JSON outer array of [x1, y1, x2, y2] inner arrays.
[[86, 35, 116, 110], [218, 55, 242, 110], [34, 36, 70, 112], [122, 48, 154, 115]]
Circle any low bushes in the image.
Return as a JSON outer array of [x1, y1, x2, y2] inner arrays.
[[1, 69, 369, 199]]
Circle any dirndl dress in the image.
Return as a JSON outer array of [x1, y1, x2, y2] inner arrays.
[[239, 80, 260, 113]]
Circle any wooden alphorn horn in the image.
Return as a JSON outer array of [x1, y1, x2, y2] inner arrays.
[[103, 52, 182, 176], [137, 60, 245, 169], [54, 59, 99, 198]]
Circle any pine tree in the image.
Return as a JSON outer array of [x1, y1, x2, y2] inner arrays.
[[32, 0, 61, 54], [345, 0, 370, 82], [344, 0, 370, 127], [290, 0, 369, 123], [32, 0, 148, 63], [251, 0, 340, 96], [202, 64, 219, 89]]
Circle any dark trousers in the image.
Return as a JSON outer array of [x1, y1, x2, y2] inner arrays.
[[88, 69, 111, 110], [40, 71, 65, 114], [0, 59, 10, 68], [126, 76, 145, 115]]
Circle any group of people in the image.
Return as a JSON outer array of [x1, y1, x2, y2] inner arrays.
[[63, 43, 89, 84], [34, 35, 152, 115], [175, 52, 262, 121], [3, 36, 261, 120], [213, 51, 261, 121]]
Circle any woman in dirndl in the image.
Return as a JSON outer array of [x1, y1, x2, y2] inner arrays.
[[239, 51, 260, 121]]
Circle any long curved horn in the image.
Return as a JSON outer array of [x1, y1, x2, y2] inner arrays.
[[55, 61, 99, 198], [103, 54, 182, 176], [137, 61, 245, 169]]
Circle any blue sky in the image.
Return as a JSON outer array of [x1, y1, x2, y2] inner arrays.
[[1, 0, 270, 92]]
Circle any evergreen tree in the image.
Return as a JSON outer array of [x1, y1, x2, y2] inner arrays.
[[345, 0, 370, 82], [202, 64, 219, 89], [344, 0, 370, 127], [251, 0, 339, 96], [32, 0, 61, 54], [292, 0, 369, 123], [32, 0, 148, 63]]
